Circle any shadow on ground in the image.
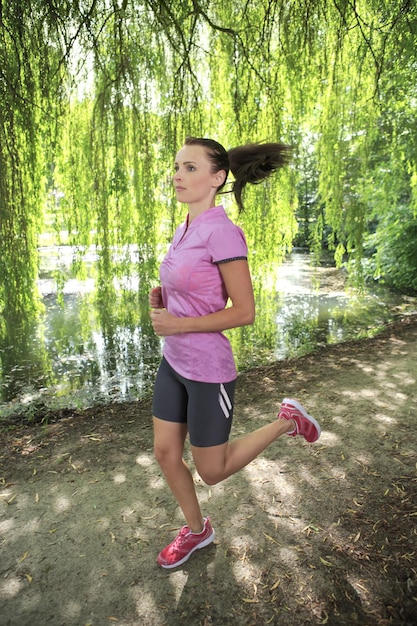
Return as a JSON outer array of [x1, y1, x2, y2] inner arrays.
[[1, 317, 417, 625]]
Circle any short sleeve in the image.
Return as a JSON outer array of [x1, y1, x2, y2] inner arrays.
[[208, 223, 248, 264]]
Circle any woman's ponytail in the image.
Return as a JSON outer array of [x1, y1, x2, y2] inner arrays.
[[228, 143, 293, 212]]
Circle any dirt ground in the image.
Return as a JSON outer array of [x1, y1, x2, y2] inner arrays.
[[1, 316, 417, 626]]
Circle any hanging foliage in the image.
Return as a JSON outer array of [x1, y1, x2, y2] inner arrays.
[[1, 0, 417, 329]]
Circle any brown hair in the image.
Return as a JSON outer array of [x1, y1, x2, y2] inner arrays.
[[184, 136, 292, 212]]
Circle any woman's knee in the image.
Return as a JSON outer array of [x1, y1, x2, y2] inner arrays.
[[154, 441, 181, 471], [192, 447, 227, 485], [197, 467, 223, 486], [153, 417, 186, 469], [153, 441, 166, 466]]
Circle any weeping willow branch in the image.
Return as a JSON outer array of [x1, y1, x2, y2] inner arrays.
[[0, 0, 416, 335]]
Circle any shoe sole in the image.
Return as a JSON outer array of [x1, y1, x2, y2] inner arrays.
[[158, 529, 216, 569], [282, 398, 321, 442]]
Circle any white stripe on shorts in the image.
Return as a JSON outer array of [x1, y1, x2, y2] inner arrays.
[[219, 383, 232, 419]]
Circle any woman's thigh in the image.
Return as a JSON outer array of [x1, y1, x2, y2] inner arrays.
[[190, 442, 228, 485], [153, 417, 188, 460], [153, 357, 188, 424], [186, 379, 235, 447]]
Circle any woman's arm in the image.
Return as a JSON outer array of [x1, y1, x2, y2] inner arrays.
[[150, 259, 255, 336]]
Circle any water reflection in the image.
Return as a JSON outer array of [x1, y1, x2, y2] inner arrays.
[[0, 251, 415, 415], [227, 256, 412, 371], [274, 292, 384, 359]]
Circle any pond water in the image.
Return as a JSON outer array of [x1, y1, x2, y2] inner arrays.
[[0, 250, 415, 418]]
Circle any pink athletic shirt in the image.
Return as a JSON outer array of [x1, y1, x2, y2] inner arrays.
[[160, 205, 248, 383]]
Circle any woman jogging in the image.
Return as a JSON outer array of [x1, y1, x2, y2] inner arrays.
[[149, 136, 321, 569]]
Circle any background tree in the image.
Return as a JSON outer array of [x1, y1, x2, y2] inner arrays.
[[1, 0, 416, 340]]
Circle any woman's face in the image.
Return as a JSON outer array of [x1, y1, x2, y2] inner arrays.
[[173, 144, 226, 210]]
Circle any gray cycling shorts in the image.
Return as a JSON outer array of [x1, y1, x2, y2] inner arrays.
[[152, 357, 236, 447]]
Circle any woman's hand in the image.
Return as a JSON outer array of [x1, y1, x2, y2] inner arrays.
[[149, 286, 182, 336], [150, 308, 181, 336], [149, 286, 164, 309]]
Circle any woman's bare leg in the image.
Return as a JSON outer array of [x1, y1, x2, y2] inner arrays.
[[153, 417, 204, 532], [192, 417, 295, 486]]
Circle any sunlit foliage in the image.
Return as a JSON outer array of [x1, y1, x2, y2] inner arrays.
[[1, 0, 417, 326]]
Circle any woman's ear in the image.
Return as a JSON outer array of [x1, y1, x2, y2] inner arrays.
[[214, 169, 227, 188]]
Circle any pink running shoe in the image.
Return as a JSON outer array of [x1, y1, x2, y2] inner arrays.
[[157, 517, 215, 569], [279, 398, 321, 443]]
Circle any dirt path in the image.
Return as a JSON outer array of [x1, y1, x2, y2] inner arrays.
[[1, 316, 417, 626]]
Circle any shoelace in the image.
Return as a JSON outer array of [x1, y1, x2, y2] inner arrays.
[[172, 526, 191, 552]]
